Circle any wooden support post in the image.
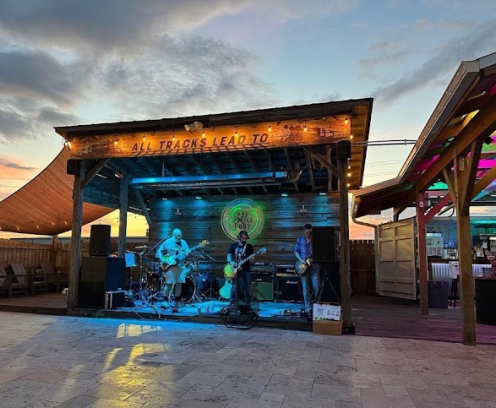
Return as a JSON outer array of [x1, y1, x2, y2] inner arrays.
[[416, 192, 428, 315], [68, 161, 85, 309], [338, 158, 354, 332], [50, 235, 59, 267], [454, 154, 477, 346], [118, 174, 128, 258]]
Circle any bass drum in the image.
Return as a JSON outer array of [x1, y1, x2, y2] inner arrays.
[[196, 273, 219, 298], [177, 277, 195, 303]]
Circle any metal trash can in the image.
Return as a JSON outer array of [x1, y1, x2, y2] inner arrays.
[[428, 281, 449, 309]]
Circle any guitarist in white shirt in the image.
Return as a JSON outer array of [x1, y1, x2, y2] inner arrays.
[[157, 229, 190, 307], [294, 224, 321, 318], [227, 230, 254, 310]]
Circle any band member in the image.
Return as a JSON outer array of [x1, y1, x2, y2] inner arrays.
[[157, 229, 191, 306], [294, 223, 321, 316], [227, 230, 254, 307]]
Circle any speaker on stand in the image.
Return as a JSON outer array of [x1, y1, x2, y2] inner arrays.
[[312, 226, 336, 263], [89, 225, 111, 257]]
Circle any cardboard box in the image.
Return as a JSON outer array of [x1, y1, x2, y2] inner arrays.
[[313, 319, 343, 335], [313, 303, 341, 321]]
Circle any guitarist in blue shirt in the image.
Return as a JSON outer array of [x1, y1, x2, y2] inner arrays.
[[294, 224, 321, 318], [227, 230, 254, 310]]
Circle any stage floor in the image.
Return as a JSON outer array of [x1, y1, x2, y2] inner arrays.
[[1, 293, 496, 345]]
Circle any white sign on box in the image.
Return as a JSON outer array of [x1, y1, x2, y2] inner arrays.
[[313, 303, 341, 321]]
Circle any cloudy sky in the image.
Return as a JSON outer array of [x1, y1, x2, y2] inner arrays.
[[1, 0, 496, 238]]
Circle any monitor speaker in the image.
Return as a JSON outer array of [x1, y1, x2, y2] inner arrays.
[[79, 257, 125, 308], [312, 226, 336, 263], [89, 225, 111, 256]]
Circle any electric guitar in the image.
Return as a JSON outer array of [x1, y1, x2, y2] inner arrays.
[[219, 248, 267, 299], [294, 257, 312, 276], [161, 240, 209, 270]]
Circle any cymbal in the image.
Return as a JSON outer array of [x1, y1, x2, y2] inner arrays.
[[135, 245, 149, 249]]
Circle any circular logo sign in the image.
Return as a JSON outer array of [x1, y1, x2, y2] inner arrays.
[[221, 198, 264, 240]]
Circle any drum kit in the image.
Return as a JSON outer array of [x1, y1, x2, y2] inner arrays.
[[126, 244, 218, 308]]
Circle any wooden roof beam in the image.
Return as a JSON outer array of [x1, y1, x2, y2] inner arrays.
[[283, 148, 299, 192], [305, 152, 316, 192], [263, 149, 281, 193], [244, 151, 268, 193], [189, 154, 222, 195]]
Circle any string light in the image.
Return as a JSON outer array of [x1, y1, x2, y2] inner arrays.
[[268, 124, 272, 132], [142, 135, 146, 141], [350, 134, 354, 140], [303, 121, 307, 132], [114, 138, 118, 145], [347, 183, 350, 187], [345, 117, 349, 125], [347, 172, 351, 177], [234, 126, 238, 137], [172, 132, 176, 141], [202, 130, 206, 138]]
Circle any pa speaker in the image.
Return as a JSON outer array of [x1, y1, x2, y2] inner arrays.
[[336, 140, 352, 161], [89, 225, 111, 256], [67, 159, 81, 176], [79, 257, 125, 308], [312, 226, 336, 263]]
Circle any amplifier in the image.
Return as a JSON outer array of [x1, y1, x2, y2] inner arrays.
[[252, 263, 275, 274], [105, 291, 126, 309], [251, 281, 274, 301], [276, 276, 302, 302], [276, 264, 296, 275], [252, 274, 273, 283]]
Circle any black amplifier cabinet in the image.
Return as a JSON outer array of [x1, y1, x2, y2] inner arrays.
[[276, 276, 302, 302]]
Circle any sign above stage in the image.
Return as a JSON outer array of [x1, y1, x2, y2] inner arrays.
[[67, 119, 350, 159]]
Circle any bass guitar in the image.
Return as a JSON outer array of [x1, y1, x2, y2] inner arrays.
[[294, 257, 312, 276], [162, 240, 209, 270], [219, 247, 267, 300]]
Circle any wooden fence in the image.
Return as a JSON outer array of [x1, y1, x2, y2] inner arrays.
[[350, 240, 376, 295], [0, 238, 377, 295]]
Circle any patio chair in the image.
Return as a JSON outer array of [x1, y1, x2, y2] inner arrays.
[[3, 263, 29, 297], [39, 262, 68, 292], [0, 262, 13, 297], [10, 263, 47, 295]]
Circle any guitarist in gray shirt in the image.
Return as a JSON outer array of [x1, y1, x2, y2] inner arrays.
[[294, 224, 321, 318], [227, 230, 254, 310]]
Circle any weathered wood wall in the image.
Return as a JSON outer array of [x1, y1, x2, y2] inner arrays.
[[148, 194, 340, 272]]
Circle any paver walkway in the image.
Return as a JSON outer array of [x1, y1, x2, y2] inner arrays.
[[0, 312, 495, 407]]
